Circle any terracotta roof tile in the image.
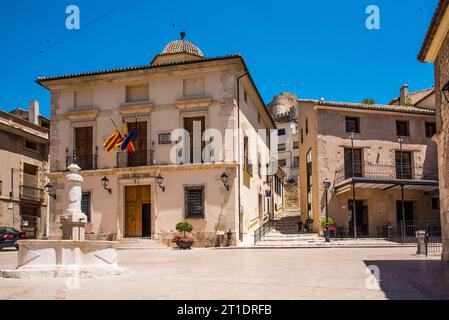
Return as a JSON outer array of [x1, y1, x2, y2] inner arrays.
[[299, 99, 436, 116]]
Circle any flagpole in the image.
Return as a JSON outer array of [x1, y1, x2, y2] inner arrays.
[[110, 117, 120, 132]]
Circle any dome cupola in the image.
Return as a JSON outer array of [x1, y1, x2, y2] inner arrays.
[[151, 32, 205, 65]]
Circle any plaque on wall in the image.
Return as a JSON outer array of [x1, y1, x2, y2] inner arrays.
[[158, 132, 172, 145]]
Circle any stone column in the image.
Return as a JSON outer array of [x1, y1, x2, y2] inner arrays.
[[60, 164, 87, 241]]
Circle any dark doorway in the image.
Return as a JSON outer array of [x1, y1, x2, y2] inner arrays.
[[348, 200, 369, 237], [142, 204, 151, 237], [396, 201, 414, 222]]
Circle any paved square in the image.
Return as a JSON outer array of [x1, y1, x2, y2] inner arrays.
[[0, 247, 448, 300]]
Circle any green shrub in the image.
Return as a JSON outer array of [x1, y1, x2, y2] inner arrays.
[[320, 216, 334, 229], [176, 221, 193, 236]]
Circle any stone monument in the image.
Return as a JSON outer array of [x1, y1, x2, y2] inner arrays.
[[1, 164, 124, 279]]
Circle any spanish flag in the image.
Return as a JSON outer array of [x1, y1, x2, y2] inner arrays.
[[120, 115, 136, 153], [103, 130, 123, 152]]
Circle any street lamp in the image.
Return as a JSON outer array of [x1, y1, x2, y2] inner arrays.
[[44, 182, 57, 199], [221, 172, 230, 191], [397, 136, 406, 241], [155, 173, 165, 192], [323, 178, 331, 242], [347, 131, 357, 239], [101, 176, 112, 194]]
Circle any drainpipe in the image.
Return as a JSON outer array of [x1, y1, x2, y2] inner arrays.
[[236, 72, 247, 242]]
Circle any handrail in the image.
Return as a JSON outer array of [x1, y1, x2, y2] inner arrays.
[[254, 220, 276, 245]]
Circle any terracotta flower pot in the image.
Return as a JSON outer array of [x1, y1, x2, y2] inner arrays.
[[176, 240, 194, 250]]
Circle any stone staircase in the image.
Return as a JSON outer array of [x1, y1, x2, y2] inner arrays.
[[255, 216, 322, 247], [118, 238, 169, 250]]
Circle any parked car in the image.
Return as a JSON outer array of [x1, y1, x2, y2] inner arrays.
[[0, 227, 27, 251]]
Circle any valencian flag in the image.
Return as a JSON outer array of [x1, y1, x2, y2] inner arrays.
[[103, 116, 136, 153], [103, 130, 123, 153]]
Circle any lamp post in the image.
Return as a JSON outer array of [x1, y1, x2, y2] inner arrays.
[[220, 172, 230, 191], [397, 136, 406, 242], [348, 132, 357, 239], [101, 176, 112, 194], [44, 182, 57, 199], [323, 178, 331, 242]]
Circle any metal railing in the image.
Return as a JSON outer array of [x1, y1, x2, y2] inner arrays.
[[381, 220, 441, 243], [335, 162, 438, 184], [116, 149, 154, 168], [254, 220, 276, 245], [19, 185, 44, 202], [66, 153, 97, 171]]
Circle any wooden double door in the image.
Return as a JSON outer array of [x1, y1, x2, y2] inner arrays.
[[125, 185, 151, 237]]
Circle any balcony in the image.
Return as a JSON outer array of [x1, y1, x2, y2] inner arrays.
[[66, 153, 97, 171], [335, 161, 439, 185], [20, 185, 44, 203], [116, 150, 154, 168]]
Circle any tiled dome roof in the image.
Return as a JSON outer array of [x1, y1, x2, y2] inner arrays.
[[161, 40, 204, 58]]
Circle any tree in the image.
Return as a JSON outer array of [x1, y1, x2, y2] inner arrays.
[[362, 98, 376, 105]]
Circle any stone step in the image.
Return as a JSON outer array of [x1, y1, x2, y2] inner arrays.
[[118, 238, 168, 250]]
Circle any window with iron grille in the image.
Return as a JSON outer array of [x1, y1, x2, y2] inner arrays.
[[81, 192, 91, 222], [185, 186, 204, 218]]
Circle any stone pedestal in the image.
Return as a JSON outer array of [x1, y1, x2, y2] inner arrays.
[[1, 164, 124, 279], [416, 230, 427, 256], [1, 240, 124, 279], [60, 164, 87, 241]]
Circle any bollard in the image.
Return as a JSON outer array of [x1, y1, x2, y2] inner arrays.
[[226, 229, 233, 247], [416, 230, 427, 256]]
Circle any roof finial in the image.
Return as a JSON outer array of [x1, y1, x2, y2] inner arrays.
[[180, 31, 186, 40]]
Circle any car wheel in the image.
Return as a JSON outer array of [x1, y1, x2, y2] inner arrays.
[[15, 245, 19, 251]]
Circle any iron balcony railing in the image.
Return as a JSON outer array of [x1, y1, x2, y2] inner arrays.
[[116, 150, 155, 168], [19, 185, 44, 202], [335, 161, 438, 185], [66, 153, 97, 171]]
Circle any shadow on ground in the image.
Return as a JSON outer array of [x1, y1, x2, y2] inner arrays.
[[364, 258, 449, 300]]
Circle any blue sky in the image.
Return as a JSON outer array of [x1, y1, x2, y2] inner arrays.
[[0, 0, 439, 117]]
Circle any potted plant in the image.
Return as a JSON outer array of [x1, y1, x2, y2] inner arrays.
[[320, 216, 337, 238], [172, 221, 194, 249]]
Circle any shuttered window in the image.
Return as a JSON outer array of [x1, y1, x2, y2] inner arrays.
[[81, 192, 91, 222], [185, 186, 204, 218]]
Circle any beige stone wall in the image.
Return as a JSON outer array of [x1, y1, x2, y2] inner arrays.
[[435, 30, 449, 261]]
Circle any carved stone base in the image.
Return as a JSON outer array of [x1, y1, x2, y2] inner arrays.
[[1, 240, 126, 279]]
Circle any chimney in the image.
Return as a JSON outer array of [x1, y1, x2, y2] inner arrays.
[[399, 84, 409, 105], [28, 100, 39, 125]]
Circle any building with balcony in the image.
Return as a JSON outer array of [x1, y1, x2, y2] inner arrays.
[[37, 36, 281, 246], [418, 0, 449, 261], [297, 98, 439, 237], [0, 101, 49, 239]]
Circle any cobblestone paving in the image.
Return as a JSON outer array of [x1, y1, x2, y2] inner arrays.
[[0, 247, 448, 300]]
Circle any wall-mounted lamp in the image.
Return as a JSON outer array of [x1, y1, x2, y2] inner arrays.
[[221, 172, 230, 191], [44, 182, 57, 199], [155, 173, 165, 192], [442, 81, 449, 103], [101, 176, 112, 194]]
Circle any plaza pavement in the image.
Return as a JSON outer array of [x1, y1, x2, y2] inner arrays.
[[0, 247, 448, 300]]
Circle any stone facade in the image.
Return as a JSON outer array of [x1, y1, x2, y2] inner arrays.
[[298, 100, 438, 236], [40, 40, 281, 247], [434, 30, 449, 261]]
